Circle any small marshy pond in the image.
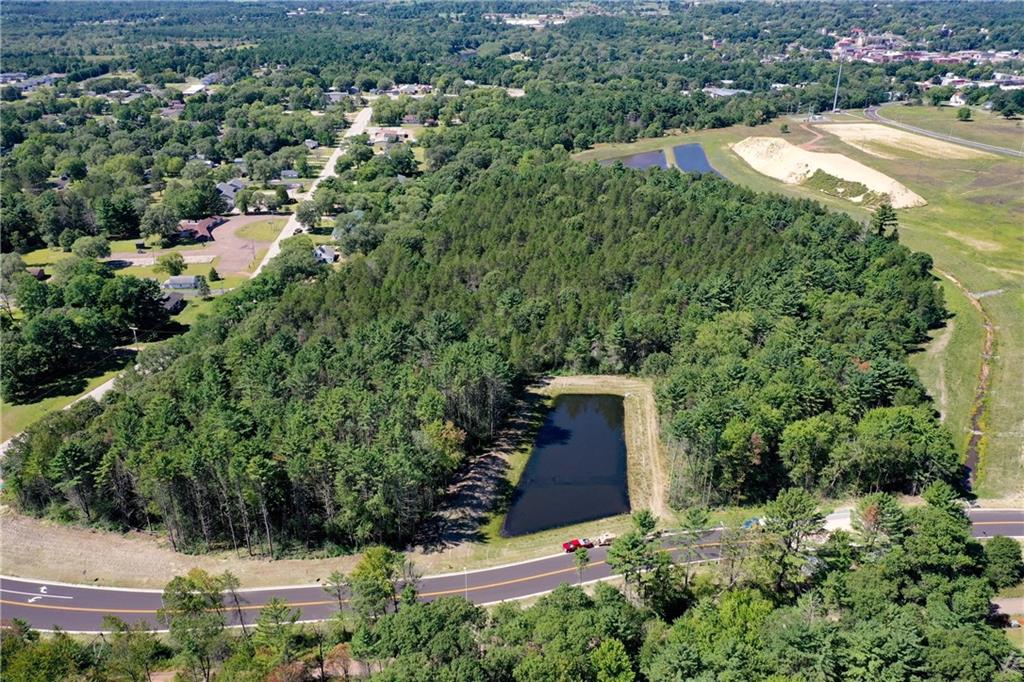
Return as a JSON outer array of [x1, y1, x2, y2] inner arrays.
[[671, 143, 721, 175], [501, 394, 630, 537], [599, 149, 668, 170], [596, 143, 720, 175]]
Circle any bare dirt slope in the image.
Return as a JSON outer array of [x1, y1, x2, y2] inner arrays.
[[731, 136, 926, 208]]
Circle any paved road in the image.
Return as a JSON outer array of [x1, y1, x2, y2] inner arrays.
[[252, 107, 373, 276], [2, 509, 1019, 632], [865, 104, 1024, 158]]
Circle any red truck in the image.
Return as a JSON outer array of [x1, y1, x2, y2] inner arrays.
[[561, 538, 594, 553]]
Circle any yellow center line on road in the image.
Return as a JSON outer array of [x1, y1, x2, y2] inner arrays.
[[0, 542, 724, 615]]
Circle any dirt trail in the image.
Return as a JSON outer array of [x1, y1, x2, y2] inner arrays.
[[799, 124, 824, 150], [936, 268, 995, 485], [924, 319, 955, 421]]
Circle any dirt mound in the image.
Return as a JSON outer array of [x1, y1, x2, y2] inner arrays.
[[731, 136, 926, 209]]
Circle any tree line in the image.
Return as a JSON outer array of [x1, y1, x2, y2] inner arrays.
[[4, 156, 954, 551]]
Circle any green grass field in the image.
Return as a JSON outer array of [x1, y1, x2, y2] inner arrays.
[[1, 366, 125, 441], [235, 217, 287, 242], [107, 238, 204, 254], [881, 104, 1024, 152], [575, 117, 1024, 499]]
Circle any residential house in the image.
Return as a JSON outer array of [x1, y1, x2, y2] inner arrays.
[[401, 113, 421, 125], [216, 178, 246, 209], [162, 275, 202, 290], [949, 91, 967, 106], [26, 267, 47, 281], [177, 216, 226, 242], [702, 86, 751, 98], [161, 292, 187, 314], [368, 127, 413, 145], [304, 139, 319, 149], [313, 245, 339, 263], [280, 169, 300, 180]]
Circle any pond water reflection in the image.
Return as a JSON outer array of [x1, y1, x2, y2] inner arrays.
[[501, 394, 630, 537]]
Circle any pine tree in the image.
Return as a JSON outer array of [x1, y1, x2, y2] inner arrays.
[[871, 201, 898, 236]]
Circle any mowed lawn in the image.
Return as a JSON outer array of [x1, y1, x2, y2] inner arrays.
[[881, 104, 1024, 151], [234, 217, 287, 242], [1, 366, 125, 441], [574, 116, 1024, 499]]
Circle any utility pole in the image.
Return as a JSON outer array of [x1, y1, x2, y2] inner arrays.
[[832, 61, 843, 113]]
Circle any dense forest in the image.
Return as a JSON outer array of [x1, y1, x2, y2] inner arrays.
[[3, 491, 1022, 681], [4, 154, 954, 552]]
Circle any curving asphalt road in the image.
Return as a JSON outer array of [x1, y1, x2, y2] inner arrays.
[[1, 509, 1020, 633], [865, 104, 1024, 158]]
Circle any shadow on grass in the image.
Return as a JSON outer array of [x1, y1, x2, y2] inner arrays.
[[5, 350, 134, 406]]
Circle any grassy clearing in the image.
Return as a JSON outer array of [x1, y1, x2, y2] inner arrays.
[[116, 259, 216, 282], [235, 218, 287, 242], [1, 366, 125, 441], [20, 248, 73, 268], [575, 118, 1024, 499], [909, 277, 985, 455], [882, 104, 1024, 151], [171, 296, 217, 327]]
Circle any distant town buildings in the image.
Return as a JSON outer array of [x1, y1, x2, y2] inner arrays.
[[1, 72, 65, 92], [484, 13, 569, 29], [829, 29, 1021, 66]]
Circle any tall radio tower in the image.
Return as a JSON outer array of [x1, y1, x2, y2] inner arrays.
[[832, 61, 843, 113]]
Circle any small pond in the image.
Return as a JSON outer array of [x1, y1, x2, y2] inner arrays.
[[671, 143, 721, 176], [599, 149, 668, 170], [501, 394, 630, 537]]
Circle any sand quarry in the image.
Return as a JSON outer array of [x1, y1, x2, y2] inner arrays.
[[818, 123, 994, 160], [731, 136, 927, 208]]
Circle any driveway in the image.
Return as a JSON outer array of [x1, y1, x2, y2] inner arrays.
[[252, 106, 373, 276], [108, 214, 282, 276]]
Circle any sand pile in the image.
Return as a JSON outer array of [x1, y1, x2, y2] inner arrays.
[[731, 136, 926, 208]]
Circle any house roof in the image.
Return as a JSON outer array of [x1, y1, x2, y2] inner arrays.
[[161, 292, 186, 310], [179, 216, 225, 240], [164, 275, 200, 286]]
